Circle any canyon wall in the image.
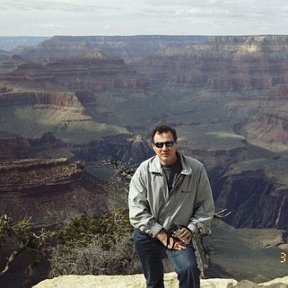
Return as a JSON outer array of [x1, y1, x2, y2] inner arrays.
[[0, 35, 287, 286], [0, 35, 287, 230]]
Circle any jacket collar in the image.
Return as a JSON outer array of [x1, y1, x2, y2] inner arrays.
[[149, 152, 192, 175]]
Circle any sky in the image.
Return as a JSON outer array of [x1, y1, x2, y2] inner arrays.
[[0, 0, 288, 37]]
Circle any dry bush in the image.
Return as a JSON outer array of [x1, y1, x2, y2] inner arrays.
[[49, 234, 140, 277], [49, 209, 141, 277]]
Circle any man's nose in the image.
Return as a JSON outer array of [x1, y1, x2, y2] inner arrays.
[[162, 143, 169, 149]]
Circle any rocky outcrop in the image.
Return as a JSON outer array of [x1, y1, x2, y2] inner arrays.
[[0, 158, 82, 190], [0, 90, 83, 107], [32, 273, 288, 288], [72, 134, 153, 165], [0, 158, 106, 226]]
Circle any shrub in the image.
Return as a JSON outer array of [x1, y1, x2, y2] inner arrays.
[[49, 208, 141, 277], [49, 234, 140, 277]]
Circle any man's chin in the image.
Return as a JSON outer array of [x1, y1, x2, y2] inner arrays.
[[160, 155, 169, 161], [161, 154, 169, 158], [160, 156, 174, 164]]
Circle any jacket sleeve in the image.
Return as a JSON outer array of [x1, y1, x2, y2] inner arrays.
[[128, 166, 163, 238], [187, 166, 215, 236]]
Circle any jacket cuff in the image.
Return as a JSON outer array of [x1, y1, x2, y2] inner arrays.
[[187, 224, 200, 236], [142, 222, 163, 238]]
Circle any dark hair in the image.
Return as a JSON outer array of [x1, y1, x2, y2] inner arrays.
[[151, 124, 178, 143]]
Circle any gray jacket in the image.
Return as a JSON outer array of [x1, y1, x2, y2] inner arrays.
[[128, 152, 215, 238]]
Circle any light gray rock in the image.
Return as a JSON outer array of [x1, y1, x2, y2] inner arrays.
[[33, 273, 288, 288], [33, 273, 237, 288]]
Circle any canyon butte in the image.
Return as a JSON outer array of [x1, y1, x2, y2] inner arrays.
[[0, 35, 287, 287]]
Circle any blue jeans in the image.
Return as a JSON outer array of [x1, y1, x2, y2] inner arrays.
[[133, 229, 200, 288]]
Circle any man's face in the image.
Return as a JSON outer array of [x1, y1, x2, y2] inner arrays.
[[152, 131, 178, 165]]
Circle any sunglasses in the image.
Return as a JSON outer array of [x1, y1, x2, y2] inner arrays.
[[154, 140, 175, 148]]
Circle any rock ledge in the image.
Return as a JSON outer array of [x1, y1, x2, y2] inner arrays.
[[33, 273, 288, 288]]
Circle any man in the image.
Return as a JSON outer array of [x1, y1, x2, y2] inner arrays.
[[128, 124, 215, 288]]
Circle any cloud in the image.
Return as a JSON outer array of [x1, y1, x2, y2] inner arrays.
[[1, 0, 288, 36], [176, 8, 200, 15], [1, 0, 122, 13], [2, 0, 287, 19]]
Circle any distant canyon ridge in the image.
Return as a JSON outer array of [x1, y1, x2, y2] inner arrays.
[[0, 35, 287, 231]]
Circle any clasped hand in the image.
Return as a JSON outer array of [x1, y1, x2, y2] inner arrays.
[[157, 228, 192, 251]]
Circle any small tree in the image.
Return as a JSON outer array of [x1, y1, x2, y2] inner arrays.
[[0, 215, 54, 278]]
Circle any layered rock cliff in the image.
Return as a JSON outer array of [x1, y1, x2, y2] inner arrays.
[[212, 157, 288, 230], [0, 158, 84, 225], [0, 87, 128, 144], [0, 90, 83, 107], [1, 57, 148, 91]]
